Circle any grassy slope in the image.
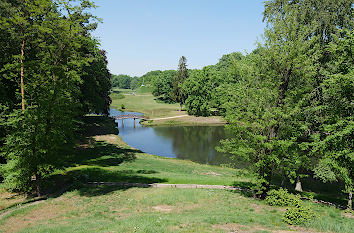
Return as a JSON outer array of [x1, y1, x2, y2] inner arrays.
[[0, 116, 353, 233], [110, 88, 225, 126], [111, 88, 182, 119]]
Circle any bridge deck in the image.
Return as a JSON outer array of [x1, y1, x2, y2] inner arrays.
[[115, 114, 147, 120]]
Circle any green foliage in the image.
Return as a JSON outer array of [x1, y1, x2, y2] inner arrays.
[[265, 188, 301, 207], [151, 70, 176, 102], [282, 204, 316, 225], [217, 0, 353, 202], [310, 29, 354, 210], [171, 56, 188, 108], [130, 77, 140, 90], [120, 104, 125, 110], [0, 0, 110, 194], [266, 189, 315, 225], [183, 67, 223, 116], [111, 74, 133, 89]]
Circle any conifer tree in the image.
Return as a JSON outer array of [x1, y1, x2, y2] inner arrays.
[[172, 56, 188, 110]]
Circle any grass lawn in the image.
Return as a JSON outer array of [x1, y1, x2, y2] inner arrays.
[[111, 88, 181, 119], [110, 88, 225, 125], [2, 187, 353, 233], [0, 116, 353, 233]]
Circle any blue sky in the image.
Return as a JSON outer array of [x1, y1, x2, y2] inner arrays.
[[92, 0, 266, 76]]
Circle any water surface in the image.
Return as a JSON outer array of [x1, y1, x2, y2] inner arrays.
[[110, 109, 235, 166]]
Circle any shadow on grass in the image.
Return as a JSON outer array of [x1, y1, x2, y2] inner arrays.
[[270, 173, 347, 207], [83, 116, 119, 137], [48, 167, 167, 197], [63, 141, 139, 168]]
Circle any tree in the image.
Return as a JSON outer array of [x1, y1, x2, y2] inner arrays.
[[172, 56, 188, 110], [312, 30, 353, 210], [262, 0, 353, 207], [183, 67, 224, 116], [151, 70, 176, 102], [111, 74, 132, 89], [0, 0, 110, 196]]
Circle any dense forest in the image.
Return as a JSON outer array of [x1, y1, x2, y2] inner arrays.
[[120, 0, 353, 209], [0, 0, 111, 195]]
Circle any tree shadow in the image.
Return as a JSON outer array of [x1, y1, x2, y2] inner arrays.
[[83, 116, 119, 137], [62, 141, 139, 168], [270, 173, 347, 207], [45, 167, 166, 197]]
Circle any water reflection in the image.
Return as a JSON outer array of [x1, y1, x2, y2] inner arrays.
[[109, 109, 235, 166]]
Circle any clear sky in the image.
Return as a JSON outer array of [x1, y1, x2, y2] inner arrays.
[[92, 0, 266, 76]]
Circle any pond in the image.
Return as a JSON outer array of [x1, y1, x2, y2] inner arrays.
[[110, 109, 237, 166]]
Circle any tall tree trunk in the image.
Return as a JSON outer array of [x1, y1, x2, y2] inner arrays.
[[348, 190, 352, 211], [20, 38, 25, 111], [295, 176, 303, 192]]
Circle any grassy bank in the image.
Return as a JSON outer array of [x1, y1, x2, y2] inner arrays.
[[0, 116, 353, 233], [110, 88, 225, 125]]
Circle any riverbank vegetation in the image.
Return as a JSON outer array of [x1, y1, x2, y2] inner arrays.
[[114, 0, 354, 210], [0, 0, 353, 231], [1, 115, 353, 232]]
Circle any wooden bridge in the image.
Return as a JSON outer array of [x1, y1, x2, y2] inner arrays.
[[115, 114, 147, 120], [114, 114, 148, 128]]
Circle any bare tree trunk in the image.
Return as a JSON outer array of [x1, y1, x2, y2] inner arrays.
[[20, 38, 25, 111], [348, 190, 352, 211], [295, 176, 303, 192]]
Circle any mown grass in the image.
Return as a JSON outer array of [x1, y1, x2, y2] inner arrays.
[[0, 116, 353, 233], [111, 88, 182, 119], [110, 88, 225, 125], [1, 187, 353, 233]]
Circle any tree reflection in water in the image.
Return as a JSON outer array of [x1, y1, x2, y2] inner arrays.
[[111, 109, 247, 167]]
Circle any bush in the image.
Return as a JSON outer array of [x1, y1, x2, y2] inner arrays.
[[121, 104, 125, 109], [265, 188, 301, 207], [282, 204, 316, 225]]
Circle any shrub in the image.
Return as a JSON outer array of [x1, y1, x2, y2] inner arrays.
[[265, 188, 301, 207], [121, 104, 125, 109], [282, 204, 316, 225]]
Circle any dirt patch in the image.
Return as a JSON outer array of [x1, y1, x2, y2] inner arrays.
[[1, 203, 64, 233], [249, 203, 263, 213], [0, 191, 27, 211], [213, 223, 319, 233], [343, 212, 354, 219], [94, 134, 121, 146], [213, 223, 254, 233], [202, 171, 222, 176], [147, 115, 226, 126], [0, 197, 83, 233], [152, 205, 174, 213]]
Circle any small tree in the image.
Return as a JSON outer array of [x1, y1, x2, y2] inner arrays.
[[172, 56, 188, 110]]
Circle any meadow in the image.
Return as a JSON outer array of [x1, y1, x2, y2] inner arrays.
[[0, 116, 352, 233]]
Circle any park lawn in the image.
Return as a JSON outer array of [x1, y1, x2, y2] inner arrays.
[[1, 185, 353, 233], [110, 88, 225, 125], [0, 116, 353, 233], [111, 88, 183, 119]]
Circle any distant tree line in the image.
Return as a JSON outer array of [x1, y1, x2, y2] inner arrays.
[[0, 0, 111, 196]]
